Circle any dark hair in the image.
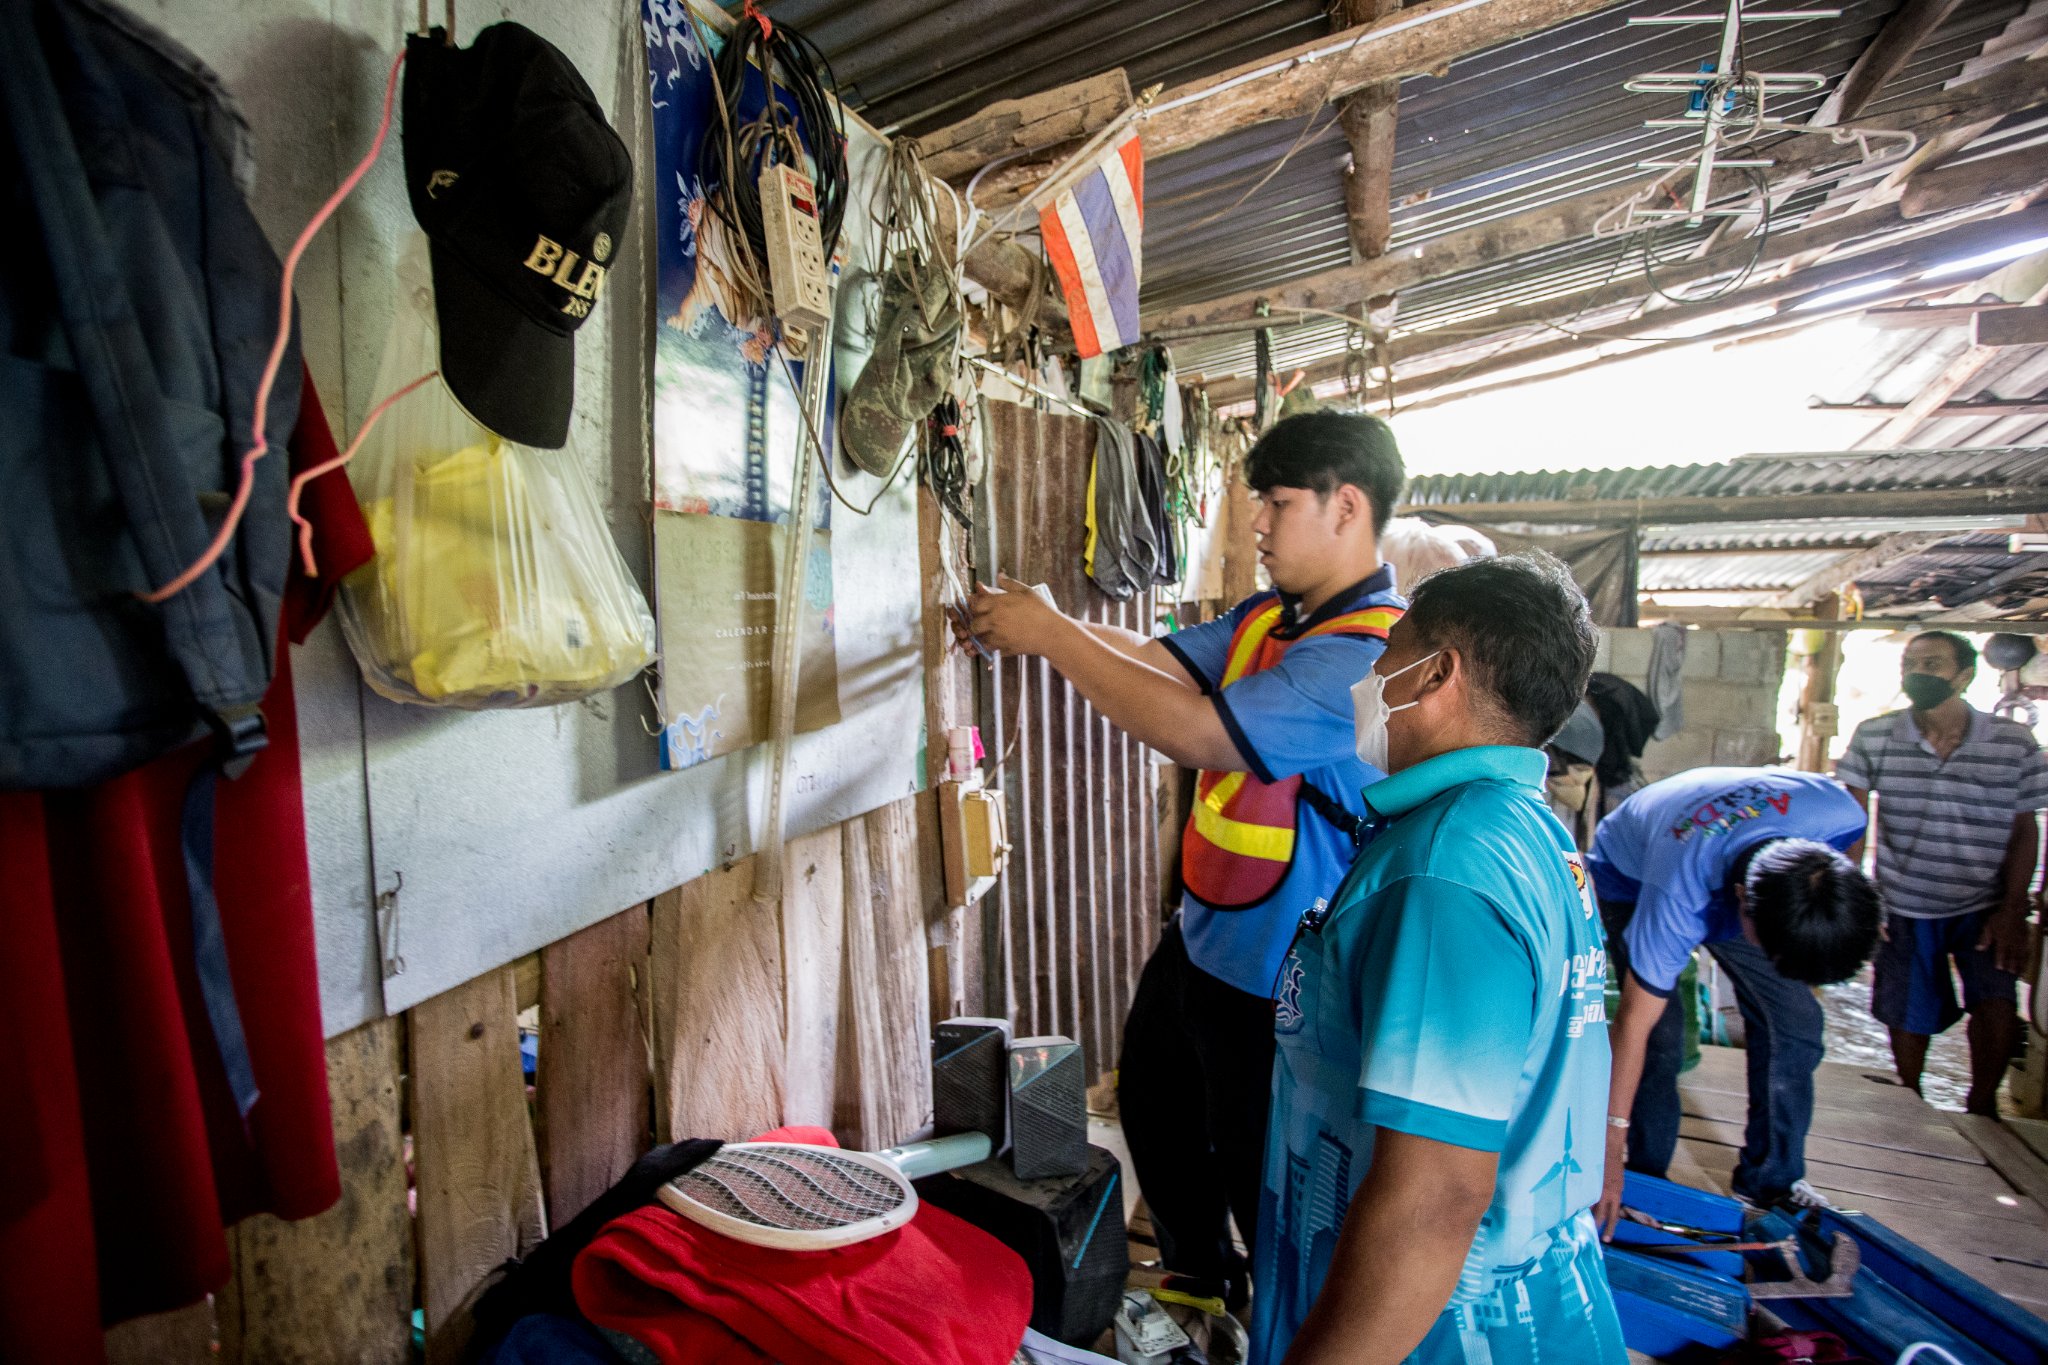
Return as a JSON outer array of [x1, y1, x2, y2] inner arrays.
[[1245, 410, 1406, 533], [1909, 630, 1977, 673], [1744, 838, 1881, 985], [1403, 551, 1598, 746]]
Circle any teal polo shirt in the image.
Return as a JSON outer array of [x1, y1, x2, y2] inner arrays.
[[1251, 746, 1624, 1365]]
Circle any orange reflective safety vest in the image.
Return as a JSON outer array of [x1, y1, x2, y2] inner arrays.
[[1181, 597, 1404, 911]]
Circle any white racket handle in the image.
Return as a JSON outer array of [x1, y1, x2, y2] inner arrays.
[[877, 1132, 992, 1179]]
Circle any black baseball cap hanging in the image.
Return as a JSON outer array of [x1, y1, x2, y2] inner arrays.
[[403, 23, 631, 449]]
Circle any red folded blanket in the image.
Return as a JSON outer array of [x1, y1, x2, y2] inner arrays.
[[573, 1127, 1032, 1364]]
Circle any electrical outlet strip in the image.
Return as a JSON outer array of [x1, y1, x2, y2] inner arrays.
[[758, 160, 830, 333]]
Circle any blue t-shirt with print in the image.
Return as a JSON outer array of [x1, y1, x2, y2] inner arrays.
[[1160, 566, 1404, 997], [1585, 766, 1867, 995], [1250, 747, 1621, 1365]]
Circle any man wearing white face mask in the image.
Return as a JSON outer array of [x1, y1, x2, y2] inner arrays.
[[961, 411, 1406, 1324], [1254, 553, 1623, 1365]]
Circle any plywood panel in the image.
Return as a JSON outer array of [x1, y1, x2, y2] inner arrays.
[[782, 824, 847, 1130], [650, 861, 786, 1142], [837, 797, 936, 1148], [538, 906, 653, 1224], [411, 968, 545, 1365], [218, 1017, 412, 1365]]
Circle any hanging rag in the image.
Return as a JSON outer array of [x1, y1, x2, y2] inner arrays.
[[1647, 622, 1687, 739]]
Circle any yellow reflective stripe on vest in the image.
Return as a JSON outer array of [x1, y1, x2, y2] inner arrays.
[[1194, 771, 1295, 863], [1302, 606, 1402, 640], [1220, 604, 1285, 686]]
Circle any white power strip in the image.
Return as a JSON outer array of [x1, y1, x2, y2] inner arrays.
[[757, 160, 831, 334]]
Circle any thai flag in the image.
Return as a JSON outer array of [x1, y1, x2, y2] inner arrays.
[[1038, 131, 1144, 359]]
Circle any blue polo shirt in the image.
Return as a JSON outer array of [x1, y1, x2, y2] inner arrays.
[[1250, 746, 1622, 1365], [1585, 767, 1867, 995], [1160, 566, 1405, 997]]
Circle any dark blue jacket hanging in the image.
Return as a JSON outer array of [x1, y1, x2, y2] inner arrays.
[[0, 0, 299, 791]]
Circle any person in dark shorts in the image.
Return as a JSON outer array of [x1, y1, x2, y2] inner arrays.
[[1838, 631, 2048, 1115]]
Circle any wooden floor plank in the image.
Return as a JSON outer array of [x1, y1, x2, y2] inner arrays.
[[217, 1016, 413, 1365], [2013, 1116, 2048, 1166], [1953, 1113, 2048, 1217], [1679, 1075, 1985, 1164], [1674, 1134, 2044, 1222], [1679, 1114, 1999, 1186], [538, 905, 653, 1225]]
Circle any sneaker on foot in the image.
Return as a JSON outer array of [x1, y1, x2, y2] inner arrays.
[[1784, 1179, 1835, 1210]]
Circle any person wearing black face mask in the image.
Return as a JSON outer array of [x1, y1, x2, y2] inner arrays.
[[1838, 631, 2048, 1115]]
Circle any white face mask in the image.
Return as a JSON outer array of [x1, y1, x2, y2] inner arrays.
[[1352, 651, 1439, 772]]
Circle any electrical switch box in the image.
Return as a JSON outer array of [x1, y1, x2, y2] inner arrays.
[[939, 773, 1009, 908], [757, 160, 830, 334]]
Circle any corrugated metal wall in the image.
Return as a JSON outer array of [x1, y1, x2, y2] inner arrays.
[[979, 400, 1163, 1078]]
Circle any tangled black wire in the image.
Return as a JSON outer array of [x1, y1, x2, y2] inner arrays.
[[919, 395, 971, 528], [699, 10, 849, 267]]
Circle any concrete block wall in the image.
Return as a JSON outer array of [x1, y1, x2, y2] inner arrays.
[[1591, 628, 1790, 783]]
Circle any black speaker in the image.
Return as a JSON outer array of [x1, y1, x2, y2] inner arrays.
[[1009, 1035, 1087, 1179], [917, 1145, 1128, 1346], [932, 1016, 1011, 1150]]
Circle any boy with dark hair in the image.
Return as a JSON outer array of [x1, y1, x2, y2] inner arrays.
[[1839, 629, 2048, 1114], [1586, 768, 1881, 1231], [1255, 552, 1624, 1365], [963, 411, 1407, 1322]]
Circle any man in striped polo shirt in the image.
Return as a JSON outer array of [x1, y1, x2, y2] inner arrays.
[[1838, 631, 2048, 1115]]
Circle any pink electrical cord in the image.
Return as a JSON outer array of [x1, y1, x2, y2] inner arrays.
[[141, 46, 409, 604], [287, 369, 439, 576]]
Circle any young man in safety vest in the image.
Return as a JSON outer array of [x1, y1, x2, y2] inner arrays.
[[963, 410, 1407, 1322]]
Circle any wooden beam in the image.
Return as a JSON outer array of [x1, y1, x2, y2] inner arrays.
[[1903, 143, 2048, 219], [1144, 56, 2048, 335], [915, 70, 1131, 183], [1795, 595, 1845, 772], [1867, 280, 2048, 445], [1813, 0, 1969, 127], [1977, 303, 2048, 346], [1338, 0, 1403, 266], [969, 0, 1635, 210], [1771, 532, 1955, 608], [1812, 397, 2048, 417], [1865, 301, 2036, 328], [1396, 484, 2048, 527], [537, 906, 653, 1227], [1206, 201, 2048, 404]]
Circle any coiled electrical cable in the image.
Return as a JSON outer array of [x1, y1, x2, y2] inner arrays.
[[699, 7, 849, 269]]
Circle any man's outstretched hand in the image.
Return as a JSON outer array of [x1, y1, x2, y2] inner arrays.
[[961, 573, 1068, 657]]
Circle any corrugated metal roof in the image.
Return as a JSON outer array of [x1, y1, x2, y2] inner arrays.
[[1402, 444, 2048, 507], [1816, 302, 2048, 450]]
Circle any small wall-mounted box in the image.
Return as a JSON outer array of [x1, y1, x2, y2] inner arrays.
[[939, 772, 1009, 908]]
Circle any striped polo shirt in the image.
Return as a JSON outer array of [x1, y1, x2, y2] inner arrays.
[[1836, 705, 2048, 919]]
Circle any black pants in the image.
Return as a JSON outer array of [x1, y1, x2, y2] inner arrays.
[[1116, 915, 1275, 1288]]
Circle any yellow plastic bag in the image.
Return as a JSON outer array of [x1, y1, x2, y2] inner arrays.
[[337, 236, 655, 708]]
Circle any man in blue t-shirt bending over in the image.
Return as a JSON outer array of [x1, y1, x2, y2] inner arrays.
[[964, 411, 1407, 1314], [1585, 767, 1881, 1230]]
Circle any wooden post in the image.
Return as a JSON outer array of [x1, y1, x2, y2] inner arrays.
[[1796, 597, 1845, 773]]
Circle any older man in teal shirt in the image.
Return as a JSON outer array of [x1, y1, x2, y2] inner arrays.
[[1254, 553, 1625, 1365]]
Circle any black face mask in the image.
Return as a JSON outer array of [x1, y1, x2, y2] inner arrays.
[[1902, 672, 1955, 710]]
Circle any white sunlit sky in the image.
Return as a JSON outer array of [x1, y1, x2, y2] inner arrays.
[[1390, 316, 1887, 477]]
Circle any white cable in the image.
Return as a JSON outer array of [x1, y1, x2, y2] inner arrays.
[[1896, 1344, 1967, 1365]]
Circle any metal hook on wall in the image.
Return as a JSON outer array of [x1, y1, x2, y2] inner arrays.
[[417, 0, 455, 41]]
